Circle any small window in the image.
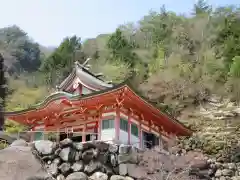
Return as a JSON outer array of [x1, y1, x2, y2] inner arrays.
[[131, 123, 138, 136], [120, 118, 128, 132], [102, 119, 114, 130]]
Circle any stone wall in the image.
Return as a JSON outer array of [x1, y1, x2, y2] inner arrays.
[[30, 138, 240, 180], [32, 139, 140, 180]]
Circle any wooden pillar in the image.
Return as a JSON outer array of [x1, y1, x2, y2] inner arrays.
[[139, 119, 142, 149], [30, 127, 35, 142], [149, 120, 152, 148], [158, 128, 163, 148], [115, 107, 120, 141], [98, 111, 102, 140], [127, 112, 131, 145], [56, 115, 60, 143]]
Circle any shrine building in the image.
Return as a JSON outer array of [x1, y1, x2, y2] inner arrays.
[[5, 60, 192, 149]]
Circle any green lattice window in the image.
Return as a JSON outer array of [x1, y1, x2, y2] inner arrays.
[[120, 118, 128, 132], [131, 123, 138, 136], [102, 119, 114, 129]]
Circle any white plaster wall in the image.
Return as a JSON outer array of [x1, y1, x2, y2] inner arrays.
[[119, 130, 128, 144], [101, 129, 115, 141], [131, 134, 140, 148], [129, 117, 140, 148]]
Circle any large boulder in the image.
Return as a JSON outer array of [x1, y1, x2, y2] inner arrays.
[[0, 146, 52, 180], [34, 140, 55, 155], [10, 139, 28, 147]]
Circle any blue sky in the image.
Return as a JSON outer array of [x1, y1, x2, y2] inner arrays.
[[0, 0, 239, 46]]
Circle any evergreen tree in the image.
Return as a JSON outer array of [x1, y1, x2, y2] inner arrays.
[[193, 0, 212, 15], [107, 28, 138, 67]]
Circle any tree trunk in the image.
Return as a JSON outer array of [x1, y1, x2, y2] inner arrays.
[[0, 53, 6, 131]]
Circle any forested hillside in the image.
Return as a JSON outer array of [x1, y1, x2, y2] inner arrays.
[[1, 1, 240, 153]]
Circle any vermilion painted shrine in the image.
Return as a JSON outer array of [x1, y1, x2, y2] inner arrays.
[[5, 60, 192, 148]]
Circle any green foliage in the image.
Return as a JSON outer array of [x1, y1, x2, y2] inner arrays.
[[4, 77, 48, 133], [0, 25, 42, 73], [215, 11, 240, 70], [229, 56, 240, 77], [41, 35, 85, 86], [0, 141, 8, 150], [193, 0, 212, 15], [91, 59, 131, 84], [107, 28, 138, 67]]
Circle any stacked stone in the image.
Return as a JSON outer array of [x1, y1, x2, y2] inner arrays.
[[190, 158, 240, 180], [32, 139, 139, 180], [208, 159, 240, 180]]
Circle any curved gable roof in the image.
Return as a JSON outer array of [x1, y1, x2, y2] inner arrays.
[[58, 62, 113, 91], [5, 81, 192, 136]]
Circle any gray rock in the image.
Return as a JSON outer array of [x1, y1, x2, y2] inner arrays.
[[66, 172, 88, 180], [34, 140, 54, 155], [109, 144, 118, 153], [215, 169, 222, 177], [84, 161, 100, 174], [89, 172, 108, 180], [118, 154, 138, 164], [68, 148, 77, 162], [119, 164, 127, 176], [82, 148, 94, 163], [74, 142, 83, 151], [219, 176, 226, 180], [127, 164, 145, 179], [94, 141, 109, 152], [26, 176, 54, 180], [59, 162, 71, 175], [11, 139, 28, 147], [101, 164, 114, 176], [93, 148, 99, 158], [0, 146, 52, 180], [125, 177, 134, 180], [60, 138, 73, 148], [57, 174, 65, 180], [97, 151, 109, 164], [59, 147, 71, 161], [71, 161, 84, 172], [232, 176, 240, 180], [41, 155, 55, 162], [55, 148, 62, 156], [75, 151, 82, 161], [47, 162, 58, 176], [82, 142, 96, 150], [119, 144, 131, 154], [228, 163, 236, 170], [222, 169, 233, 176], [110, 175, 125, 180], [110, 154, 117, 167], [52, 158, 61, 166]]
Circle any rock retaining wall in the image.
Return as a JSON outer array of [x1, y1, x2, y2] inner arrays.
[[32, 139, 140, 180], [31, 138, 240, 180]]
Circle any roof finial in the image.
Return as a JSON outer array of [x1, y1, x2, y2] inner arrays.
[[56, 85, 60, 91], [82, 58, 91, 67]]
